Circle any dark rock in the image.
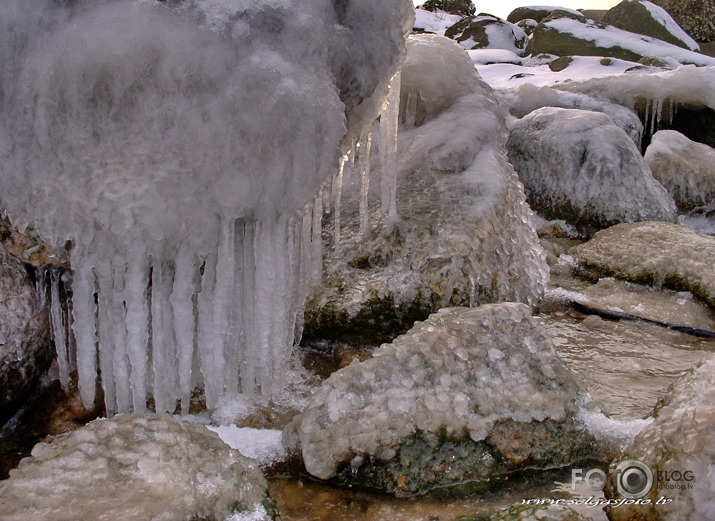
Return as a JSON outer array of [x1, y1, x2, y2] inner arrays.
[[602, 0, 697, 49], [649, 0, 715, 43]]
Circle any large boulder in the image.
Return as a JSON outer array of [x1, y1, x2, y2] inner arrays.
[[649, 0, 715, 43], [602, 0, 700, 50], [286, 303, 599, 496], [525, 13, 715, 65], [0, 414, 273, 521], [606, 359, 715, 520], [445, 15, 527, 55], [303, 34, 548, 344], [0, 245, 53, 425], [573, 221, 715, 307], [644, 130, 715, 211], [420, 0, 475, 17], [507, 6, 584, 24], [507, 107, 676, 230]]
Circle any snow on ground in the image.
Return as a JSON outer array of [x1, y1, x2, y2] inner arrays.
[[468, 48, 523, 65], [413, 8, 461, 35]]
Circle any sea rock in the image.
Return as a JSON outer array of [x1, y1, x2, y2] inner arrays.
[[0, 414, 273, 521], [507, 107, 676, 230], [644, 130, 715, 211], [525, 13, 715, 65], [649, 0, 715, 43], [286, 303, 598, 496], [573, 221, 715, 307], [602, 0, 700, 50], [507, 6, 584, 24], [0, 245, 53, 425], [303, 34, 548, 344], [606, 359, 715, 520], [445, 15, 527, 54]]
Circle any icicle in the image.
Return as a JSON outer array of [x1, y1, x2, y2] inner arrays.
[[109, 258, 131, 414], [644, 99, 651, 137], [311, 191, 323, 285], [332, 155, 346, 249], [403, 90, 418, 128], [653, 98, 663, 135], [95, 260, 117, 414], [379, 71, 401, 224], [237, 220, 257, 395], [171, 246, 197, 415], [150, 253, 169, 413], [49, 269, 70, 391], [197, 240, 219, 409], [357, 131, 372, 237], [125, 248, 150, 413], [69, 253, 98, 410]]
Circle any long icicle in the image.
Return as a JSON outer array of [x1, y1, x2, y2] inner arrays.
[[69, 252, 98, 410], [49, 269, 71, 391]]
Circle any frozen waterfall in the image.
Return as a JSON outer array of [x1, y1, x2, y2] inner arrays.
[[0, 0, 413, 413]]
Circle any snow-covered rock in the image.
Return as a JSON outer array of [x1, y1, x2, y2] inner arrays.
[[0, 414, 272, 521], [286, 303, 598, 495], [645, 130, 715, 211], [445, 15, 528, 55], [303, 34, 548, 343], [573, 221, 715, 307], [649, 0, 715, 43], [413, 8, 462, 36], [0, 245, 52, 425], [606, 359, 715, 521], [526, 13, 715, 65], [602, 0, 700, 51], [507, 6, 584, 24], [507, 107, 676, 229]]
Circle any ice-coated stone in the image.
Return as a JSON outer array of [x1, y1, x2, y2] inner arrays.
[[507, 107, 676, 229], [573, 221, 715, 307], [680, 199, 715, 236], [602, 1, 700, 51], [286, 303, 598, 495], [645, 130, 715, 211], [0, 245, 52, 425], [0, 414, 272, 521], [606, 359, 715, 521], [304, 34, 548, 343], [445, 15, 528, 55], [485, 503, 589, 521]]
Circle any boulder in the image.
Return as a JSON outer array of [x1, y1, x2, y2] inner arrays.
[[286, 303, 599, 496], [0, 414, 273, 521], [303, 34, 548, 344], [419, 0, 476, 17], [507, 6, 584, 24], [602, 0, 699, 50], [506, 107, 676, 230], [573, 221, 715, 307], [0, 245, 53, 425], [644, 130, 715, 211], [606, 359, 715, 520], [680, 199, 715, 236], [445, 15, 527, 54], [649, 0, 715, 43], [525, 14, 715, 66]]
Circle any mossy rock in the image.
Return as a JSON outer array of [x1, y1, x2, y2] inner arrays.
[[329, 420, 599, 497], [420, 0, 475, 17], [548, 56, 573, 71], [602, 0, 694, 49], [507, 6, 583, 24]]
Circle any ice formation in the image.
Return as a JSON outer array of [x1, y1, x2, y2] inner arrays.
[[306, 34, 548, 337], [507, 107, 676, 228], [0, 414, 270, 521], [0, 0, 413, 413], [608, 359, 715, 520], [285, 303, 584, 481], [645, 130, 715, 210], [573, 222, 715, 307]]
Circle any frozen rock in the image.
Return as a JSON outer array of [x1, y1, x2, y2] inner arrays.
[[486, 503, 589, 521], [0, 245, 52, 425], [445, 15, 528, 55], [606, 359, 715, 520], [0, 414, 272, 521], [507, 107, 676, 229], [602, 0, 700, 51], [573, 221, 715, 307], [680, 199, 715, 236], [644, 130, 715, 211], [303, 34, 548, 344], [525, 13, 715, 65], [286, 303, 598, 495]]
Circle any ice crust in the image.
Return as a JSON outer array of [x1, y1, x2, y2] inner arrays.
[[645, 130, 715, 210], [286, 303, 582, 481], [308, 34, 548, 327], [0, 414, 270, 521], [507, 107, 677, 228], [0, 0, 413, 413]]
